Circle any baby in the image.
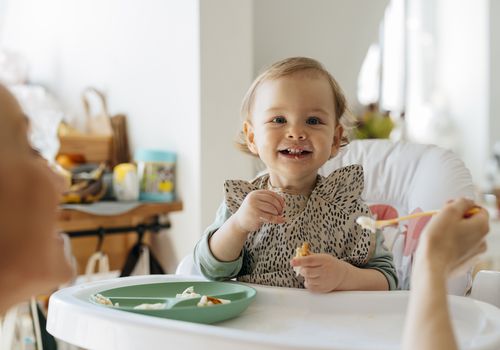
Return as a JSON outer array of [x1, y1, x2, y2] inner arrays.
[[194, 57, 397, 292]]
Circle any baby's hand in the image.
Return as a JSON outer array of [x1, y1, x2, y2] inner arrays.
[[233, 190, 285, 233], [291, 254, 348, 293]]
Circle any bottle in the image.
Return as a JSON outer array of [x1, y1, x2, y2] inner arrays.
[[113, 163, 139, 201]]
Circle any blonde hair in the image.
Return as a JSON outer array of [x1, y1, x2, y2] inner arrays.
[[236, 57, 354, 155]]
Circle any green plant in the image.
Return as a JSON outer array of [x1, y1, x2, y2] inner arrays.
[[354, 104, 394, 139]]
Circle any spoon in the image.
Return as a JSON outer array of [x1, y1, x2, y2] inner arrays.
[[356, 207, 481, 233]]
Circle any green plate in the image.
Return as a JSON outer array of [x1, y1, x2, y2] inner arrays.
[[89, 281, 257, 324]]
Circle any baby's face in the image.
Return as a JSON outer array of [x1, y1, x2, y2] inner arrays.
[[244, 73, 342, 184]]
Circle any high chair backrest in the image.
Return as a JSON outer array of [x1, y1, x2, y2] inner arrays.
[[319, 139, 476, 295], [319, 139, 475, 215]]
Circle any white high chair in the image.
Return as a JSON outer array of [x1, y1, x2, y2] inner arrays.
[[178, 140, 500, 305], [320, 139, 499, 301], [319, 139, 475, 215], [319, 139, 478, 296]]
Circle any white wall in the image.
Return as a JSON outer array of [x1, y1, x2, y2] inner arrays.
[[199, 0, 254, 229], [253, 0, 389, 109], [491, 0, 500, 152], [1, 0, 201, 271], [434, 0, 489, 185]]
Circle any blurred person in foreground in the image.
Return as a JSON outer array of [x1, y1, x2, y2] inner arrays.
[[0, 84, 72, 314]]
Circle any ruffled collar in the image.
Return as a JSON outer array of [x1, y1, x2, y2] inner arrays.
[[224, 164, 365, 216]]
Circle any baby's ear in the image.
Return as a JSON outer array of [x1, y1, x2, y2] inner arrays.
[[243, 121, 258, 155], [330, 125, 343, 158]]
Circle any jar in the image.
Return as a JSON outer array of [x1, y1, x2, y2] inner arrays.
[[134, 149, 176, 202]]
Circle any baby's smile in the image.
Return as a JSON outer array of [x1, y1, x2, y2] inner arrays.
[[278, 148, 312, 159], [278, 145, 313, 159]]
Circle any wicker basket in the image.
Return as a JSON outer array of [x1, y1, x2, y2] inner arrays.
[[58, 88, 115, 164], [58, 132, 112, 163]]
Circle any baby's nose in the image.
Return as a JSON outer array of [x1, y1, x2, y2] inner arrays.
[[286, 126, 306, 140]]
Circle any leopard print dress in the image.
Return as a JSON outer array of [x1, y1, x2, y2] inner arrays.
[[224, 164, 375, 288]]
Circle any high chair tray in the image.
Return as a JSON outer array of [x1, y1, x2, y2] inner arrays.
[[47, 275, 500, 350], [88, 281, 256, 324]]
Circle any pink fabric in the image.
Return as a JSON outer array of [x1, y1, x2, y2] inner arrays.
[[369, 204, 398, 220], [404, 208, 432, 256]]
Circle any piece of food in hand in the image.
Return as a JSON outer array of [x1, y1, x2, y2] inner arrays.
[[176, 286, 201, 299], [295, 242, 311, 257], [293, 242, 311, 276], [197, 295, 231, 307]]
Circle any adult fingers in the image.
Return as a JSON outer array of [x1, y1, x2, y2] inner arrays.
[[444, 197, 484, 218], [460, 240, 488, 263], [460, 208, 490, 237], [449, 240, 487, 273], [441, 198, 475, 218], [450, 210, 490, 253]]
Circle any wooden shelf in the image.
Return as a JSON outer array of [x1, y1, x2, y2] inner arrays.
[[57, 201, 183, 274], [57, 201, 183, 232]]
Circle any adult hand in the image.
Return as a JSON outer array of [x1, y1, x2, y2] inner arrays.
[[291, 253, 348, 293], [416, 198, 489, 277], [233, 189, 286, 233], [403, 198, 489, 350]]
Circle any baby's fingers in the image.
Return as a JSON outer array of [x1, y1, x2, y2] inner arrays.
[[291, 254, 324, 268], [304, 279, 328, 293], [247, 190, 285, 216], [299, 266, 320, 279], [259, 191, 286, 214], [256, 201, 284, 216], [258, 214, 285, 225]]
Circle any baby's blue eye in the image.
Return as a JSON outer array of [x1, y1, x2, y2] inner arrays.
[[272, 116, 286, 124], [306, 116, 321, 125]]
